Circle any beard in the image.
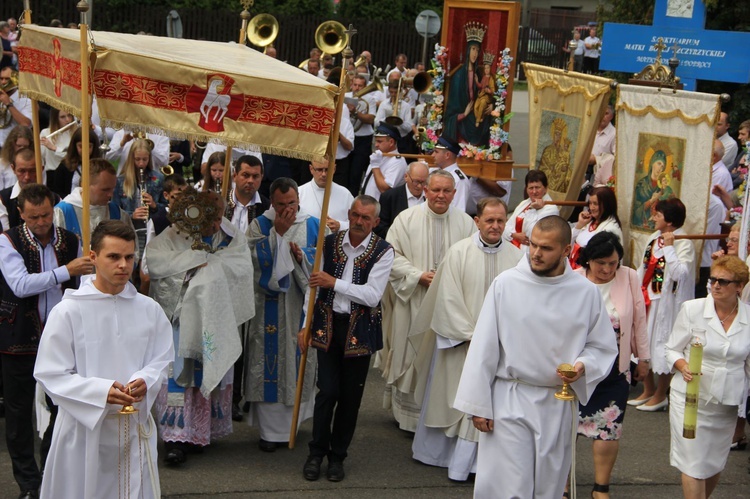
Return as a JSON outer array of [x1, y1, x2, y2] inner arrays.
[[529, 255, 564, 277]]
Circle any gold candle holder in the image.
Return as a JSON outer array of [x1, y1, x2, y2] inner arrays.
[[555, 363, 578, 401]]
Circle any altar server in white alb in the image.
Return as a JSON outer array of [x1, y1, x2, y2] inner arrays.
[[34, 221, 174, 499], [409, 197, 523, 481], [454, 215, 617, 498]]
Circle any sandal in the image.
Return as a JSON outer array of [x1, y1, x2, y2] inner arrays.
[[592, 483, 609, 498], [730, 435, 748, 451]]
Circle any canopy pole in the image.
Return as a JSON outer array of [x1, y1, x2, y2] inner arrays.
[[23, 2, 43, 182], [289, 25, 355, 450], [78, 1, 92, 252], [220, 4, 253, 201]]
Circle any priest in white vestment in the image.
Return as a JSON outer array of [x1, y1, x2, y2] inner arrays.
[[381, 170, 475, 431], [244, 178, 323, 450], [35, 221, 174, 499], [148, 191, 255, 464], [455, 216, 618, 498], [410, 198, 523, 480], [299, 157, 354, 233]]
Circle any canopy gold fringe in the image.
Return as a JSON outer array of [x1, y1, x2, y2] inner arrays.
[[19, 90, 82, 121], [616, 102, 718, 127]]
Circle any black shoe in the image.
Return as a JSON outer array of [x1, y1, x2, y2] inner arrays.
[[164, 448, 186, 465], [232, 403, 243, 422], [303, 455, 322, 481], [18, 491, 39, 499], [258, 439, 277, 452], [327, 460, 345, 482]]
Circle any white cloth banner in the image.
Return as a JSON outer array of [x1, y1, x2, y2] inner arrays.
[[615, 85, 721, 268]]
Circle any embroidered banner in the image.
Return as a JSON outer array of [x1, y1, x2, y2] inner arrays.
[[615, 84, 721, 267], [523, 63, 613, 218], [17, 25, 338, 161]]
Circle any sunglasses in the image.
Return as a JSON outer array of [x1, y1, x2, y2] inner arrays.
[[708, 276, 739, 287]]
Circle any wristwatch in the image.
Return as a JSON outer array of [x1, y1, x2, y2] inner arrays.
[[642, 359, 651, 364]]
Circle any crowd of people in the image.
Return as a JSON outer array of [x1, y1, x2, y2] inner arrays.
[[1, 15, 750, 499]]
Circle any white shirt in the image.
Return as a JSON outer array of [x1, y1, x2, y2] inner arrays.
[[375, 99, 413, 138], [712, 160, 733, 194], [337, 106, 355, 160], [299, 180, 354, 231], [701, 193, 726, 267], [719, 132, 739, 169], [345, 91, 377, 137], [0, 181, 22, 231], [0, 225, 79, 322], [406, 184, 425, 208], [230, 190, 262, 234], [592, 123, 616, 157], [361, 153, 407, 201], [0, 91, 32, 147], [439, 163, 470, 213], [584, 36, 601, 58], [329, 231, 395, 313], [106, 130, 170, 173]]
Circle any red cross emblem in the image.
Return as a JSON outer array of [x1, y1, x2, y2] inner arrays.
[[186, 74, 244, 133], [52, 39, 62, 97]]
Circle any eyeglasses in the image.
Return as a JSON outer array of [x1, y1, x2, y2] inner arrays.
[[727, 237, 740, 243], [311, 168, 327, 174], [708, 276, 739, 287], [407, 174, 427, 186]]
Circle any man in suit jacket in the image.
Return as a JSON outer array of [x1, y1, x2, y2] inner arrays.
[[375, 161, 428, 238]]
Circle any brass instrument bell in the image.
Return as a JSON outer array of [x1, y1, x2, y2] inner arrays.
[[248, 14, 279, 50]]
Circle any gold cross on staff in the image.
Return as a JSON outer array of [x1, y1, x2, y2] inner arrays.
[[344, 24, 357, 46], [670, 42, 680, 56], [241, 0, 254, 10], [653, 37, 667, 59]]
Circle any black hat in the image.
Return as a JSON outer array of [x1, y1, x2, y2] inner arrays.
[[435, 136, 461, 156], [374, 122, 400, 141]]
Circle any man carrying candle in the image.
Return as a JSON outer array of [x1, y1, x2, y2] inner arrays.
[[665, 255, 750, 499]]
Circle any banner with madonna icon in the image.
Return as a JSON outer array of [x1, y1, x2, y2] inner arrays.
[[524, 63, 613, 218], [423, 0, 520, 160], [615, 84, 721, 267]]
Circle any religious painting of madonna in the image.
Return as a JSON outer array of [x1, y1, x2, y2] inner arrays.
[[630, 133, 685, 233], [535, 110, 580, 193], [440, 1, 520, 148]]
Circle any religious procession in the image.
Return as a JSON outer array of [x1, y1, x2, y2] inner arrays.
[[1, 0, 750, 498]]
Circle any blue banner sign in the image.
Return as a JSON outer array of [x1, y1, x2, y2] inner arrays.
[[600, 23, 750, 85]]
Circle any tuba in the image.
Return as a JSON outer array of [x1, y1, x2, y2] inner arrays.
[[248, 14, 278, 54]]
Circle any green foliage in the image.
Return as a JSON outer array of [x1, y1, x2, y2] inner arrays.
[[337, 0, 442, 22], [596, 0, 654, 27]]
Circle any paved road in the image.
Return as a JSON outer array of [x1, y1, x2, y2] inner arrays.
[[1, 97, 749, 497], [1, 364, 749, 498]]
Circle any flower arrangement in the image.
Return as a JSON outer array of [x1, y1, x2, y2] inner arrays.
[[460, 48, 513, 161], [420, 44, 448, 152]]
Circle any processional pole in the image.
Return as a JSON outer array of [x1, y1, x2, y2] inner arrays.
[[22, 1, 44, 182], [77, 1, 92, 252], [289, 25, 355, 449], [220, 1, 254, 201]]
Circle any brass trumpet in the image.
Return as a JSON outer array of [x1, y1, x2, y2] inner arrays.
[[161, 165, 174, 176]]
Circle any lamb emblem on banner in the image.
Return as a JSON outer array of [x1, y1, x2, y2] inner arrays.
[[186, 73, 244, 133]]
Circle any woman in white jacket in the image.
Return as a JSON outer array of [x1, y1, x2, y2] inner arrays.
[[666, 255, 750, 499], [502, 170, 558, 252], [631, 198, 695, 411]]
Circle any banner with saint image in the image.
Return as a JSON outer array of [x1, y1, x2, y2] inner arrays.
[[615, 84, 721, 267], [523, 63, 613, 217]]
